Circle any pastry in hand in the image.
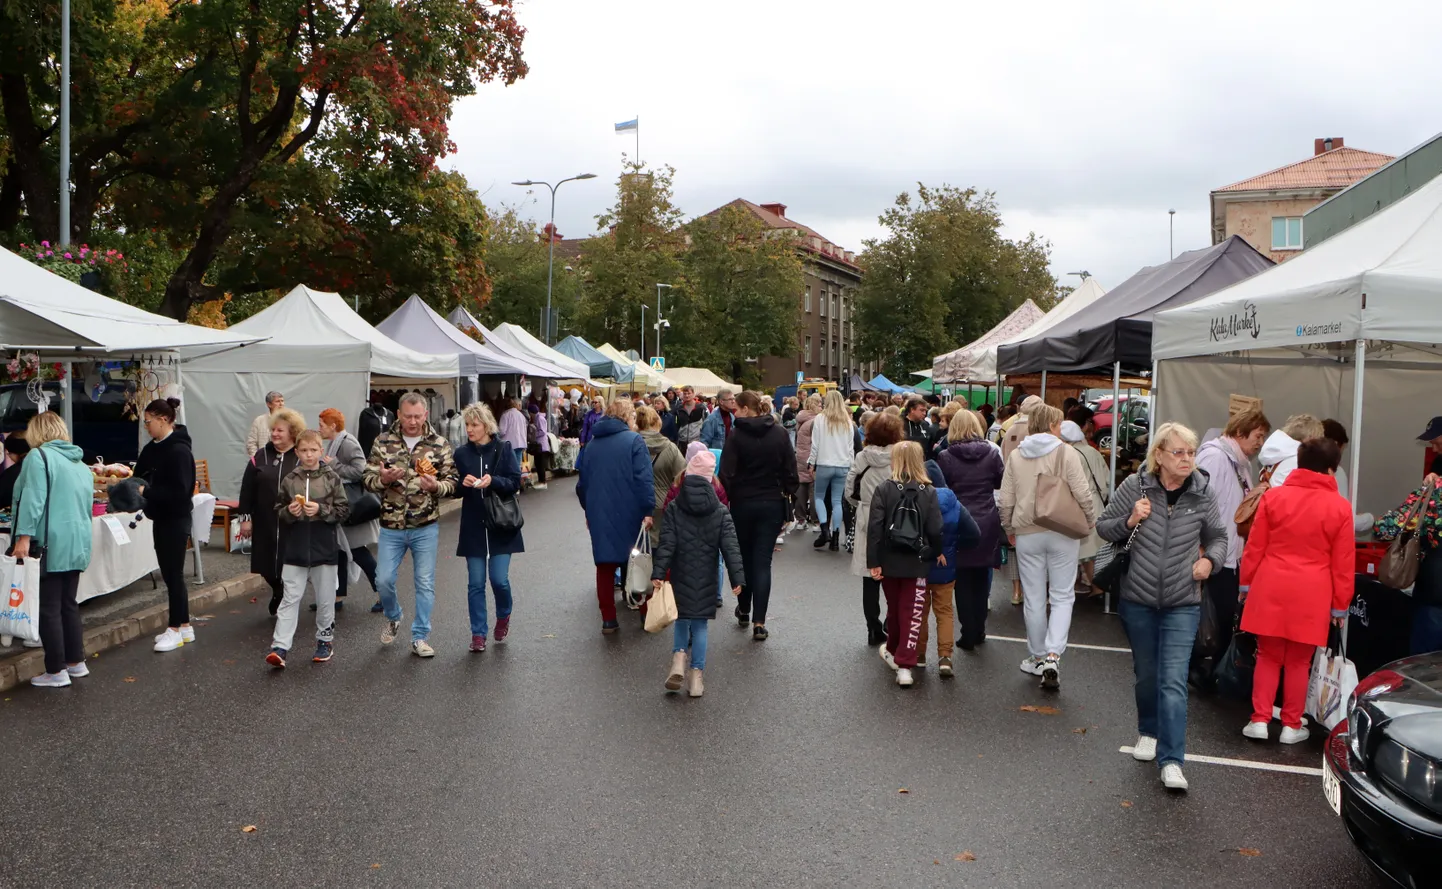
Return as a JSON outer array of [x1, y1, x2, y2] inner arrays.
[[294, 494, 307, 505], [416, 456, 436, 476]]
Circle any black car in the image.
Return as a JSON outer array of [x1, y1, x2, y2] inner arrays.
[[1325, 653, 1442, 887]]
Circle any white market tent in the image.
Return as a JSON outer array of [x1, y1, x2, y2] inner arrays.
[[444, 307, 590, 382], [597, 342, 674, 390], [186, 285, 458, 498], [664, 367, 734, 397], [378, 295, 554, 377], [969, 277, 1109, 380], [483, 320, 593, 381], [931, 300, 1045, 384], [1152, 170, 1442, 516]]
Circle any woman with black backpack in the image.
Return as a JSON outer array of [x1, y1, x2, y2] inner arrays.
[[867, 441, 944, 688]]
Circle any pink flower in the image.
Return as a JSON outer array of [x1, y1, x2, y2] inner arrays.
[[41, 240, 49, 248], [35, 254, 43, 260], [63, 252, 72, 259], [89, 258, 96, 264], [45, 250, 53, 256]]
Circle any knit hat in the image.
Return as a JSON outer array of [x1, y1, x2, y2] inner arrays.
[[1059, 420, 1085, 443], [685, 441, 708, 461], [685, 450, 716, 478]]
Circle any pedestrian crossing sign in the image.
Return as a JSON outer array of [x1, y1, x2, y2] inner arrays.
[[650, 357, 665, 372]]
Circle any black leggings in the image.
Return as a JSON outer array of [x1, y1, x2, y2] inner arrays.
[[337, 545, 378, 599], [953, 566, 991, 648], [39, 569, 83, 674], [153, 517, 190, 627], [732, 499, 786, 625], [862, 576, 883, 636]]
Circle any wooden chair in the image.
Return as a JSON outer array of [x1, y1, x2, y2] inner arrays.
[[196, 459, 242, 553]]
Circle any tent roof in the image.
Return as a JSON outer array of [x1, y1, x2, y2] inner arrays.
[[231, 285, 457, 377], [443, 307, 589, 381], [487, 322, 594, 380], [931, 300, 1046, 383], [868, 373, 914, 394], [0, 248, 264, 355], [663, 367, 733, 396], [997, 237, 1273, 375], [1154, 169, 1442, 359], [847, 374, 881, 392], [553, 335, 634, 381], [596, 343, 674, 389], [377, 296, 553, 377]]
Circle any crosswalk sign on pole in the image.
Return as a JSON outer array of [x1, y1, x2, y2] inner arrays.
[[650, 356, 665, 373]]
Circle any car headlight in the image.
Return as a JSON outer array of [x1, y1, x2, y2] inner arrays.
[[1374, 737, 1442, 816]]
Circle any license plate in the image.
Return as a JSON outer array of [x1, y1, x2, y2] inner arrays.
[[1322, 756, 1342, 817]]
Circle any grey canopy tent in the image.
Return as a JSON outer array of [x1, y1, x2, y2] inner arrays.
[[554, 335, 634, 382], [847, 374, 881, 393], [996, 236, 1274, 375]]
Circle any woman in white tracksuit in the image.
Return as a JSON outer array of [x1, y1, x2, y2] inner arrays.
[[1001, 402, 1097, 690]]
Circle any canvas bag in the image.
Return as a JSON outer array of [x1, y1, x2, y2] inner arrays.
[[1033, 447, 1090, 540], [1233, 465, 1274, 539], [643, 581, 678, 633], [1306, 627, 1359, 730], [625, 527, 653, 603], [0, 555, 39, 645], [1379, 481, 1436, 590]]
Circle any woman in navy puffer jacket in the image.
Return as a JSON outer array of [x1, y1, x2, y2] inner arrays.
[[936, 409, 1004, 649]]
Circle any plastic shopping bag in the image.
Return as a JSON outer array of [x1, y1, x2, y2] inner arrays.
[[644, 581, 678, 634], [0, 555, 40, 645], [1306, 629, 1359, 731], [625, 528, 652, 607]]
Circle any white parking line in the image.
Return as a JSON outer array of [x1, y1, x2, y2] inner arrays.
[[1119, 746, 1323, 777], [987, 634, 1132, 654]]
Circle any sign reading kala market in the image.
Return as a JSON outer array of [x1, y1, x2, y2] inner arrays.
[[1209, 301, 1261, 343]]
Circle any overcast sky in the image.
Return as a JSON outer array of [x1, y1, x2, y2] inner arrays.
[[449, 1, 1442, 293]]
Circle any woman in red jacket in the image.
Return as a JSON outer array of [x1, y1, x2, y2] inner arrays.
[[1238, 437, 1353, 744]]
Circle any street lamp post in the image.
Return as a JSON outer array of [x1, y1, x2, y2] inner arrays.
[[638, 303, 647, 361], [1168, 209, 1176, 260], [511, 173, 598, 344], [59, 0, 71, 246], [654, 283, 674, 361]]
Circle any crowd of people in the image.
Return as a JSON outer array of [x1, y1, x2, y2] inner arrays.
[[15, 376, 1440, 800]]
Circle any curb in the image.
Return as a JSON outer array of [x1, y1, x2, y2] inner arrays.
[[0, 572, 270, 693]]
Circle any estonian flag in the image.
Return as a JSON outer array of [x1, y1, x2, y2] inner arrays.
[[614, 118, 638, 134]]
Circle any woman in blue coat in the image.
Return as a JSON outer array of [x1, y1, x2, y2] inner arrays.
[[455, 403, 524, 653], [576, 399, 655, 634]]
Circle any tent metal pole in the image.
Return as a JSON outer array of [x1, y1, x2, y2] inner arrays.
[[1109, 361, 1121, 495], [1349, 340, 1365, 506], [1151, 361, 1159, 429], [1040, 369, 1048, 401], [61, 360, 73, 432]]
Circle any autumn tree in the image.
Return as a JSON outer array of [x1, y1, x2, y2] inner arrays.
[[854, 184, 1059, 379], [0, 0, 526, 319], [476, 205, 581, 335]]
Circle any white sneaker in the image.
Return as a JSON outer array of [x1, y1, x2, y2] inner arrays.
[[381, 620, 401, 645], [1242, 721, 1270, 741], [1019, 655, 1046, 676], [532, 483, 548, 491], [412, 639, 436, 658], [22, 638, 42, 648], [880, 646, 898, 671], [153, 627, 185, 652], [1132, 736, 1158, 761], [1279, 725, 1311, 745], [1160, 763, 1189, 792], [180, 625, 195, 643], [66, 662, 90, 678], [1041, 655, 1061, 690], [30, 671, 72, 688], [896, 668, 915, 688]]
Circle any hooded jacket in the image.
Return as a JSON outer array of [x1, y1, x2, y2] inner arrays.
[[454, 437, 524, 559], [576, 416, 655, 564], [1001, 414, 1030, 462], [937, 439, 1005, 568], [642, 430, 686, 543], [12, 440, 93, 573], [277, 463, 350, 567], [133, 426, 196, 524], [1239, 468, 1353, 646], [362, 418, 458, 530], [1000, 433, 1096, 537], [718, 415, 799, 504], [1098, 469, 1227, 609], [793, 410, 817, 484], [866, 480, 944, 579], [652, 475, 745, 620], [1194, 436, 1253, 568], [845, 445, 894, 577], [580, 408, 605, 446], [1258, 429, 1301, 488]]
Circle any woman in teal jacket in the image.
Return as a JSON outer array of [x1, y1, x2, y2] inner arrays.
[[13, 412, 95, 688]]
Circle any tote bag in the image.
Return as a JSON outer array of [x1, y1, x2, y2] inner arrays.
[[1306, 628, 1359, 730], [1033, 448, 1090, 540], [625, 528, 653, 604], [0, 555, 39, 645], [644, 581, 678, 633]]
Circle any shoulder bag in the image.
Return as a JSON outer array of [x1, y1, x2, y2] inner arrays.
[[483, 488, 524, 535], [1233, 465, 1274, 539], [343, 482, 381, 526], [1093, 520, 1140, 595], [1033, 447, 1090, 540], [1379, 480, 1437, 590]]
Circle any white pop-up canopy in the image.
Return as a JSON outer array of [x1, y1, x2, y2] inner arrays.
[[484, 322, 594, 381], [597, 342, 674, 390], [1152, 171, 1442, 516], [931, 300, 1045, 384], [967, 277, 1109, 380], [664, 367, 734, 397], [444, 307, 590, 381], [378, 295, 553, 377]]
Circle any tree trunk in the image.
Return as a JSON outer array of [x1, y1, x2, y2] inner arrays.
[[0, 157, 21, 233], [0, 67, 59, 243]]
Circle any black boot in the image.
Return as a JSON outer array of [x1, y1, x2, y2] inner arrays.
[[829, 534, 839, 552], [813, 526, 830, 548]]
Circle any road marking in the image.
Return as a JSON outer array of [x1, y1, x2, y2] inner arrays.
[[987, 634, 1132, 654], [1119, 746, 1323, 777]]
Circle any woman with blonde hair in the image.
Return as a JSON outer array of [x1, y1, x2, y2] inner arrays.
[[1098, 422, 1226, 792], [637, 405, 685, 545], [239, 407, 306, 616], [792, 394, 824, 532], [455, 402, 524, 651], [1001, 402, 1096, 690], [867, 441, 944, 687], [14, 412, 94, 688], [807, 391, 857, 552]]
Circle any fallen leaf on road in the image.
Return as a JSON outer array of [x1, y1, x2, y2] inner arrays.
[[1019, 705, 1061, 715], [933, 860, 940, 865], [241, 825, 257, 833], [193, 615, 214, 622], [1120, 800, 1133, 808], [1238, 848, 1262, 857], [898, 788, 910, 794], [122, 676, 137, 683], [956, 851, 977, 862], [370, 864, 381, 869], [222, 659, 236, 666], [1072, 727, 1088, 734]]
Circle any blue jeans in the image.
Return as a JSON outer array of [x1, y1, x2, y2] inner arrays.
[[1118, 600, 1201, 769], [814, 464, 847, 532], [673, 618, 709, 669], [1412, 604, 1442, 655], [466, 554, 513, 637], [514, 448, 525, 470], [377, 524, 440, 642]]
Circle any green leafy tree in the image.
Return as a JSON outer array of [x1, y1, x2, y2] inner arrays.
[[476, 205, 580, 336], [854, 184, 1058, 379]]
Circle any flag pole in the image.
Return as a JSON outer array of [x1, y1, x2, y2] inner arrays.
[[635, 115, 640, 166]]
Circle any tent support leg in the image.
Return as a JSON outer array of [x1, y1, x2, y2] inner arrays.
[[1349, 340, 1365, 506], [1040, 369, 1048, 401], [61, 360, 73, 433], [1150, 361, 1159, 429]]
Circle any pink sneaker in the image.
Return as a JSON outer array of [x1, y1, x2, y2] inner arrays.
[[494, 617, 510, 644], [469, 635, 487, 652]]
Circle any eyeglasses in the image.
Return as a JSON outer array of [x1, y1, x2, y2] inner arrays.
[[1165, 448, 1197, 459]]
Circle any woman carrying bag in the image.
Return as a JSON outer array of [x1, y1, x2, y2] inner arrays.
[[318, 408, 379, 613], [1374, 470, 1442, 654], [455, 403, 524, 652]]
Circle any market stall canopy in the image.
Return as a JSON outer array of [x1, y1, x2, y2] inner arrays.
[[596, 342, 673, 389], [931, 300, 1046, 383], [444, 306, 589, 381], [998, 236, 1273, 375], [867, 373, 914, 394], [961, 278, 1109, 381], [663, 367, 734, 397], [0, 247, 263, 355], [847, 374, 881, 392], [553, 335, 634, 381], [1154, 171, 1442, 360], [377, 295, 551, 377], [484, 322, 594, 381]]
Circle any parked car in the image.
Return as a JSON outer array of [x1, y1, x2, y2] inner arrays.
[[1092, 395, 1150, 451], [1324, 652, 1442, 887], [0, 378, 138, 465]]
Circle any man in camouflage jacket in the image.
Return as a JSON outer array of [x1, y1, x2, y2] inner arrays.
[[364, 393, 459, 657]]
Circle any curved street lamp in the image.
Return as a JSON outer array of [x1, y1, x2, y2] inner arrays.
[[511, 173, 598, 343]]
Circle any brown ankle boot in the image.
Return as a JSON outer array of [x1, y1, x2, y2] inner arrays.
[[688, 668, 704, 698]]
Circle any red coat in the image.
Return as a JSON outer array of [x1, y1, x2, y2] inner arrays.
[[1239, 468, 1354, 646]]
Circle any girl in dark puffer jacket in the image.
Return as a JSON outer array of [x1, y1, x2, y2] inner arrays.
[[652, 450, 745, 698]]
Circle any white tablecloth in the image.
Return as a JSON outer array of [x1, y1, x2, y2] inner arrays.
[[0, 514, 160, 604]]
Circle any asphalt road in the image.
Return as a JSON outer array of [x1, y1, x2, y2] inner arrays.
[[0, 475, 1383, 888]]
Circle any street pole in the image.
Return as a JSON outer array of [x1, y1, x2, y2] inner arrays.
[[59, 0, 71, 246], [1168, 209, 1176, 260], [639, 303, 647, 361], [655, 283, 674, 360], [512, 173, 598, 345]]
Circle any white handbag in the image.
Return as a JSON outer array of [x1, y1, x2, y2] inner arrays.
[[0, 554, 40, 645], [644, 581, 678, 633], [624, 528, 652, 608], [1306, 630, 1359, 730]]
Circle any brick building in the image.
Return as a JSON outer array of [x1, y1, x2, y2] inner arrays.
[[714, 200, 871, 390], [1210, 138, 1392, 263]]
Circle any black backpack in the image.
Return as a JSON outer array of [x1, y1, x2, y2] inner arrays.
[[886, 483, 925, 554]]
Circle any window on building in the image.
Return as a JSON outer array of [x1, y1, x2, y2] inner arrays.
[[832, 294, 839, 319], [821, 334, 829, 368], [820, 288, 827, 317], [804, 286, 812, 313], [832, 344, 839, 368], [804, 336, 812, 363], [1271, 217, 1303, 250]]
